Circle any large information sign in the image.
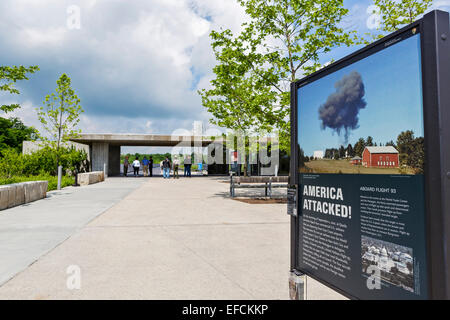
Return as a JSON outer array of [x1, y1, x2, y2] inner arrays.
[[290, 10, 450, 299]]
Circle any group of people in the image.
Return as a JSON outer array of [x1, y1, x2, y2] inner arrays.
[[123, 156, 154, 177], [123, 155, 193, 178]]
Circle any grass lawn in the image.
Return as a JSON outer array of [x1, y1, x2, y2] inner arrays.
[[0, 175, 75, 191], [301, 159, 416, 175]]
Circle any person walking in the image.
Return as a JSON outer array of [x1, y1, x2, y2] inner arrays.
[[132, 157, 140, 177], [142, 156, 150, 177], [149, 156, 154, 177], [173, 156, 180, 179], [162, 157, 171, 179], [184, 155, 192, 177], [123, 156, 129, 177]]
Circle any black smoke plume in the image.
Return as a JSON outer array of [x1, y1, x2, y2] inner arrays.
[[318, 71, 366, 143]]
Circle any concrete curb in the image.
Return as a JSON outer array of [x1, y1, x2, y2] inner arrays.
[[0, 181, 48, 210], [77, 171, 105, 186]]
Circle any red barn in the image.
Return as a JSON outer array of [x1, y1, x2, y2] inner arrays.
[[350, 156, 362, 165], [362, 146, 399, 168]]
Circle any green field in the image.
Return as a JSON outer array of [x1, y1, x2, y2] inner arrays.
[[301, 159, 415, 175]]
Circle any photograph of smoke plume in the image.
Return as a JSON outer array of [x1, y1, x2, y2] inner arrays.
[[298, 32, 425, 175]]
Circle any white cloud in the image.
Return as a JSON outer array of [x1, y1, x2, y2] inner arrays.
[[20, 27, 67, 46], [434, 1, 450, 9], [0, 0, 246, 136], [5, 101, 41, 130]]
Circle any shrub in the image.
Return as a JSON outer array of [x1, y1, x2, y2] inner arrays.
[[0, 146, 88, 178], [0, 146, 87, 190], [0, 148, 25, 178], [0, 117, 39, 154], [0, 174, 74, 191]]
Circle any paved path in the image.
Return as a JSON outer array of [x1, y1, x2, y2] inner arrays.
[[0, 178, 145, 286], [0, 176, 343, 300]]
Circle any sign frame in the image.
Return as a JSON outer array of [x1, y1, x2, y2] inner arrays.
[[290, 10, 450, 300]]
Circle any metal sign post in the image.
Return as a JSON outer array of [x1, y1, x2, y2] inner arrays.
[[289, 271, 307, 300], [57, 165, 62, 190]]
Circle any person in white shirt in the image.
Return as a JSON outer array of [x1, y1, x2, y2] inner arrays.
[[132, 157, 140, 177]]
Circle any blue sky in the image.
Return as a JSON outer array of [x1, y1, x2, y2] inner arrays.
[[298, 33, 425, 157], [0, 0, 449, 154]]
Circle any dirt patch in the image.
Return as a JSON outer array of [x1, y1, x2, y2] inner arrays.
[[232, 198, 287, 204]]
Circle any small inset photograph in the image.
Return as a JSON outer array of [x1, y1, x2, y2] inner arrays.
[[361, 235, 414, 292]]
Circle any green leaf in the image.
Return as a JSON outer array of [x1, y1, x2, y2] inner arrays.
[[0, 65, 39, 113]]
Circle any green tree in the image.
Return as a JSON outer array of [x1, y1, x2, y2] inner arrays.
[[366, 136, 374, 147], [354, 138, 366, 157], [298, 146, 310, 169], [397, 130, 414, 155], [409, 136, 424, 173], [0, 65, 39, 113], [346, 143, 354, 157], [339, 145, 346, 158], [199, 28, 276, 134], [0, 117, 38, 154], [199, 26, 278, 176], [37, 74, 84, 167], [372, 0, 433, 33], [397, 130, 424, 172], [201, 0, 357, 151], [386, 140, 396, 147]]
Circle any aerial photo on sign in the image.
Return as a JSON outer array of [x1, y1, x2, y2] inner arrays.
[[298, 33, 424, 176]]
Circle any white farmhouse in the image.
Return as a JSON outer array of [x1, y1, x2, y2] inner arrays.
[[313, 150, 324, 159]]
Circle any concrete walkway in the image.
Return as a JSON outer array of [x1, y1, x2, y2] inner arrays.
[[0, 176, 343, 300], [0, 178, 145, 286]]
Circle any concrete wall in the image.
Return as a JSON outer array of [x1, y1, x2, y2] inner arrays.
[[22, 141, 90, 161], [92, 142, 109, 174], [77, 171, 105, 186], [0, 181, 48, 210], [108, 145, 120, 176]]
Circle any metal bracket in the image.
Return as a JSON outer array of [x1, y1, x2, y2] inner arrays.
[[289, 270, 307, 300], [287, 185, 298, 217]]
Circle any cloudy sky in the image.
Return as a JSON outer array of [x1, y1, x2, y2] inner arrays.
[[1, 0, 449, 153]]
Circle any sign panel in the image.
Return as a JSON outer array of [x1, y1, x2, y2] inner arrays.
[[295, 27, 430, 299]]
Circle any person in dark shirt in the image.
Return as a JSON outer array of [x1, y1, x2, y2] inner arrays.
[[123, 156, 129, 177], [162, 157, 171, 179], [184, 155, 192, 177], [149, 156, 154, 177]]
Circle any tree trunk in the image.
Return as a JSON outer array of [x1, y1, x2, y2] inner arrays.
[[244, 155, 248, 177], [56, 95, 64, 173]]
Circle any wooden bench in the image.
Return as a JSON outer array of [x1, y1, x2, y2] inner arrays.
[[229, 175, 289, 198]]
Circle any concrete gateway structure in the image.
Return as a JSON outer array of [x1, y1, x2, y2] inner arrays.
[[69, 134, 223, 176], [362, 146, 399, 168]]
